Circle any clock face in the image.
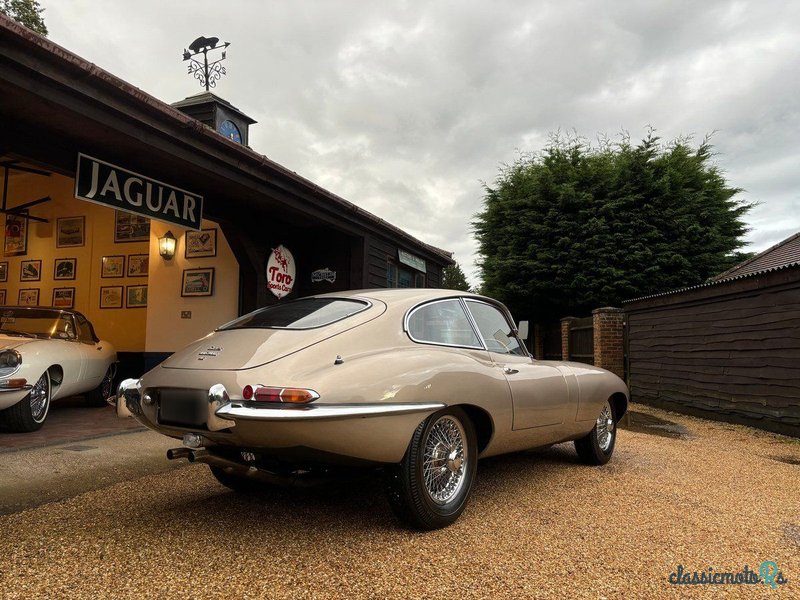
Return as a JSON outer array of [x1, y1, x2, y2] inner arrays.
[[218, 119, 242, 143]]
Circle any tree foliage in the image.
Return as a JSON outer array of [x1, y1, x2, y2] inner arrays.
[[441, 261, 472, 292], [1, 0, 48, 36], [474, 131, 753, 321]]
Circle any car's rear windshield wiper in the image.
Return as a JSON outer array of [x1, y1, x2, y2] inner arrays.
[[0, 329, 37, 338]]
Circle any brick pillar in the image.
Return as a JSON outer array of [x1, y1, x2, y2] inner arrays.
[[533, 324, 544, 360], [560, 317, 575, 361], [592, 307, 624, 378]]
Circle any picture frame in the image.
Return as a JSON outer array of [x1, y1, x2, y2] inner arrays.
[[181, 267, 215, 297], [185, 228, 217, 259], [99, 286, 123, 309], [0, 290, 6, 305], [52, 287, 75, 309], [126, 285, 148, 308], [54, 258, 77, 280], [0, 262, 7, 282], [101, 255, 125, 278], [114, 210, 150, 243], [127, 254, 149, 277], [56, 216, 85, 248], [4, 212, 28, 256], [18, 288, 39, 306], [20, 259, 42, 282]]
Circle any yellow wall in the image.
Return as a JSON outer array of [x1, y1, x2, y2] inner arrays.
[[145, 219, 240, 353], [1, 171, 240, 354]]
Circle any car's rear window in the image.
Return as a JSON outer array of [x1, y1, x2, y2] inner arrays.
[[219, 298, 370, 330]]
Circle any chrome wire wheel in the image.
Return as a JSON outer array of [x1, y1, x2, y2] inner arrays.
[[422, 415, 468, 505], [596, 401, 615, 452], [99, 368, 114, 399], [29, 372, 51, 423]]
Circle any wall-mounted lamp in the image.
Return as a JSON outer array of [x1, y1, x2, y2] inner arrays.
[[158, 230, 177, 260]]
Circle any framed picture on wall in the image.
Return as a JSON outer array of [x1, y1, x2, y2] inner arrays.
[[100, 286, 123, 309], [56, 216, 85, 248], [20, 259, 41, 282], [54, 258, 77, 280], [101, 255, 125, 278], [0, 262, 7, 282], [18, 288, 39, 306], [114, 210, 150, 243], [52, 287, 75, 309], [0, 290, 6, 305], [185, 228, 217, 259], [126, 285, 148, 308], [4, 212, 28, 257], [181, 267, 214, 297], [127, 254, 149, 277]]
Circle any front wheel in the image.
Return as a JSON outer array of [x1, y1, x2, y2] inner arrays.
[[575, 399, 617, 465], [0, 370, 51, 432], [386, 407, 477, 530]]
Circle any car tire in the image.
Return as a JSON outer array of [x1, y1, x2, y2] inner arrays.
[[386, 406, 477, 530], [86, 366, 115, 407], [575, 398, 617, 465], [0, 370, 51, 433], [208, 465, 267, 493]]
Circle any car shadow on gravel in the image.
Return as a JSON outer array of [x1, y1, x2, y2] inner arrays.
[[152, 445, 590, 533]]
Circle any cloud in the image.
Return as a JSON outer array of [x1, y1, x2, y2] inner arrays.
[[44, 0, 800, 287]]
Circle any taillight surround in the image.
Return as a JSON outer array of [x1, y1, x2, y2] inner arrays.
[[242, 385, 319, 404]]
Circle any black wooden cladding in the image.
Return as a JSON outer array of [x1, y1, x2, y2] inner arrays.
[[568, 317, 594, 364], [626, 267, 800, 437]]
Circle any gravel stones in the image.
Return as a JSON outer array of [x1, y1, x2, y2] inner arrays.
[[1, 403, 797, 598]]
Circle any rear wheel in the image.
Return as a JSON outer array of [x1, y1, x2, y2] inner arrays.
[[386, 407, 477, 530], [86, 366, 115, 407], [0, 371, 51, 432], [575, 399, 617, 465]]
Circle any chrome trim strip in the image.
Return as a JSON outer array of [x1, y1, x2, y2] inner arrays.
[[0, 385, 32, 392], [215, 402, 446, 421]]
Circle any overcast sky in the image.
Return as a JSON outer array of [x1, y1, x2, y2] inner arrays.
[[44, 0, 800, 286]]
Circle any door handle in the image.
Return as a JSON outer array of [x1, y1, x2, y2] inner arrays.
[[503, 367, 519, 375]]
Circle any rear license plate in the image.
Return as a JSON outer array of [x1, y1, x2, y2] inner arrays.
[[158, 389, 206, 427]]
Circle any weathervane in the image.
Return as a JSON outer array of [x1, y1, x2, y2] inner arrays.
[[182, 36, 230, 91]]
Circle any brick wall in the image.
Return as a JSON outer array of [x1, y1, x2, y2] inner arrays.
[[592, 307, 624, 378], [560, 317, 575, 361]]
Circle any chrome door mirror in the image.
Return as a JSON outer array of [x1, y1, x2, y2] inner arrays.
[[517, 320, 529, 340]]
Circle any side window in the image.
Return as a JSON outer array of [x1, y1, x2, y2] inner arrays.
[[465, 301, 526, 356], [76, 315, 96, 344], [407, 299, 481, 348]]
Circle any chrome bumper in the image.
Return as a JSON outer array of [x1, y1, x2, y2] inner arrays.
[[215, 402, 446, 421], [110, 380, 444, 424]]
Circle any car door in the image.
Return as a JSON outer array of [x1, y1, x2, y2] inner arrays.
[[464, 300, 573, 429], [74, 314, 106, 387]]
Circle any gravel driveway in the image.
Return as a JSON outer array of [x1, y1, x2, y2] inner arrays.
[[1, 404, 797, 599]]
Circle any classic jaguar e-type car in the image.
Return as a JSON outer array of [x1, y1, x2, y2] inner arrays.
[[0, 307, 117, 432], [111, 289, 628, 529]]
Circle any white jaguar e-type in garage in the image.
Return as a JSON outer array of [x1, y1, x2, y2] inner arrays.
[[0, 307, 117, 432]]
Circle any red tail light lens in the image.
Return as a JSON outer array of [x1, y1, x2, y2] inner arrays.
[[244, 385, 319, 404]]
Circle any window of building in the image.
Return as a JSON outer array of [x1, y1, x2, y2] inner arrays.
[[387, 262, 425, 288]]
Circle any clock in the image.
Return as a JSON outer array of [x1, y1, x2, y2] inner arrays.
[[218, 119, 242, 143]]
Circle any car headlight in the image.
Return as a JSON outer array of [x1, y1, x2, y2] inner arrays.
[[0, 350, 22, 378]]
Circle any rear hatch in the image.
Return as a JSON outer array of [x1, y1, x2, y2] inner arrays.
[[160, 298, 385, 370]]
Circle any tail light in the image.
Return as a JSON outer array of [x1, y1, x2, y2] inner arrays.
[[243, 385, 319, 404]]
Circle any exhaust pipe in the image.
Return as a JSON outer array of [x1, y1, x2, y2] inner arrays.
[[166, 447, 192, 461]]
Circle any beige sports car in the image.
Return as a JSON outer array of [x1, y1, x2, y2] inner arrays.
[[111, 289, 628, 529]]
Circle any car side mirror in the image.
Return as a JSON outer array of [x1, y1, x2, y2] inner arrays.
[[517, 320, 529, 340]]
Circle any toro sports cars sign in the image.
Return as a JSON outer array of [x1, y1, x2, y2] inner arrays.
[[74, 153, 203, 230]]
